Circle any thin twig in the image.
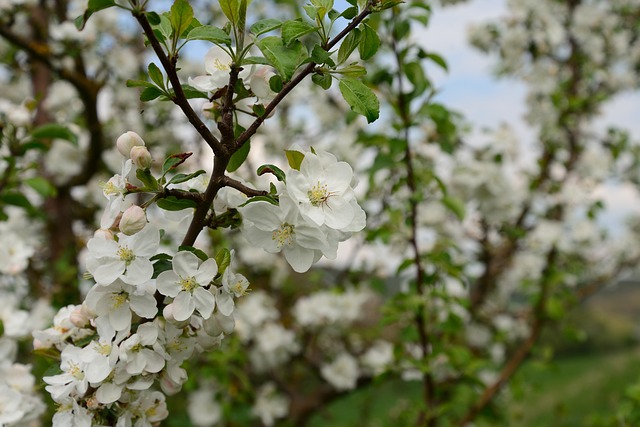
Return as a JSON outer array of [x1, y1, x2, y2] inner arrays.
[[132, 12, 226, 156]]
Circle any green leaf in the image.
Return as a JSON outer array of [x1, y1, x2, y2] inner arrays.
[[74, 0, 115, 30], [281, 20, 318, 46], [335, 64, 366, 77], [303, 4, 317, 20], [257, 164, 286, 182], [243, 56, 271, 66], [256, 37, 308, 81], [441, 196, 465, 220], [219, 0, 240, 25], [168, 170, 206, 185], [162, 85, 208, 100], [179, 245, 209, 262], [162, 152, 192, 176], [140, 86, 164, 102], [0, 192, 33, 210], [147, 63, 165, 90], [405, 61, 429, 94], [358, 23, 380, 60], [285, 150, 305, 170], [426, 52, 448, 72], [337, 29, 360, 64], [250, 18, 282, 36], [269, 75, 283, 92], [126, 79, 156, 89], [186, 25, 232, 45], [170, 0, 194, 39], [156, 196, 198, 211], [156, 14, 173, 41], [31, 124, 78, 145], [146, 11, 161, 25], [215, 247, 231, 275], [310, 0, 333, 20], [227, 141, 250, 172], [310, 44, 331, 64], [338, 77, 379, 123], [150, 253, 173, 261], [25, 177, 57, 197], [340, 6, 358, 19], [312, 73, 332, 90], [152, 259, 173, 278], [136, 168, 161, 191], [239, 195, 278, 206]]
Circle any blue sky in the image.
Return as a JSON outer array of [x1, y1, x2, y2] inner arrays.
[[420, 0, 640, 233]]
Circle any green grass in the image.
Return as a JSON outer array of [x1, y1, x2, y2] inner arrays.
[[504, 348, 640, 427]]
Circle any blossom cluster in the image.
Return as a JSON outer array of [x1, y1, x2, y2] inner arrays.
[[34, 133, 249, 426], [240, 148, 366, 273]]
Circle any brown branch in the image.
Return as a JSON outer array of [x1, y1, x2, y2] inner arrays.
[[132, 12, 226, 156], [458, 247, 557, 426], [163, 188, 205, 203], [222, 176, 267, 197]]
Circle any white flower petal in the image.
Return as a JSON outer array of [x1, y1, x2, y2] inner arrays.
[[123, 258, 153, 285], [173, 251, 200, 278], [157, 270, 181, 297], [193, 287, 215, 319], [194, 258, 218, 284], [172, 292, 195, 321], [93, 259, 125, 285], [284, 247, 315, 273]]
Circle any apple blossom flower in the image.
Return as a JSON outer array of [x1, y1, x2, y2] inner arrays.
[[157, 251, 218, 321], [251, 383, 289, 427], [286, 151, 365, 231], [44, 345, 90, 401], [239, 196, 330, 273], [86, 224, 160, 286], [221, 266, 249, 297], [188, 46, 240, 93], [118, 323, 165, 375], [52, 398, 93, 427], [320, 353, 360, 391]]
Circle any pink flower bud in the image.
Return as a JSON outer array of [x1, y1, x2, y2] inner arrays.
[[119, 205, 147, 235], [70, 305, 90, 327], [130, 146, 152, 169], [94, 228, 115, 240], [116, 131, 145, 157]]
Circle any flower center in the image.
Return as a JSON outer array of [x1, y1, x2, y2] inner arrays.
[[212, 58, 230, 72], [272, 223, 295, 249], [100, 177, 124, 197], [308, 182, 331, 207], [69, 363, 84, 380], [180, 276, 198, 293], [230, 279, 248, 296], [111, 292, 129, 309], [96, 342, 112, 356], [117, 246, 135, 265]]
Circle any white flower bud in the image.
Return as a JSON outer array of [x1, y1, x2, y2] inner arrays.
[[130, 146, 152, 169], [94, 228, 115, 240], [203, 312, 235, 336], [116, 131, 145, 157], [70, 305, 90, 327], [119, 205, 147, 235]]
